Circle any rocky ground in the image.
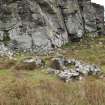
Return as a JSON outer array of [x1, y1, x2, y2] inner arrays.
[[0, 36, 105, 105]]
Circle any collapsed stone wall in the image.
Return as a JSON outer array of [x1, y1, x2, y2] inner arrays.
[[0, 0, 104, 53]]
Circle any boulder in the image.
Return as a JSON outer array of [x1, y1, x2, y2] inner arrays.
[[58, 70, 80, 82], [75, 63, 101, 76]]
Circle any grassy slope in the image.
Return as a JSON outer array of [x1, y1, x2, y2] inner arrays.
[[0, 36, 105, 105], [62, 36, 105, 72]]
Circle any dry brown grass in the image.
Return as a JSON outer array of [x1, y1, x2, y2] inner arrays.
[[0, 78, 105, 105], [0, 59, 16, 69], [0, 69, 104, 105], [14, 62, 37, 71], [84, 78, 105, 105], [0, 79, 85, 105]]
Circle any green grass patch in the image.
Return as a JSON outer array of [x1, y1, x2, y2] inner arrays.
[[0, 69, 12, 76]]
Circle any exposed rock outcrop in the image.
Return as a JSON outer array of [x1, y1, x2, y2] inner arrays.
[[83, 2, 104, 36], [0, 0, 104, 52]]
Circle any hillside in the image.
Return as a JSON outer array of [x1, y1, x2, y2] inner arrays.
[[0, 36, 104, 105], [0, 0, 105, 105]]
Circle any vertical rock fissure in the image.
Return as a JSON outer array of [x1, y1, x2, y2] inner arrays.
[[78, 0, 86, 37], [57, 0, 70, 41]]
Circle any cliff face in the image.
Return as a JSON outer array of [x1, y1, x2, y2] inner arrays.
[[0, 0, 104, 52], [83, 2, 104, 36]]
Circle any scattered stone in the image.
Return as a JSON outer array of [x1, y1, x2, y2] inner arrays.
[[0, 43, 14, 59], [49, 57, 103, 82], [35, 56, 45, 68], [99, 42, 103, 45], [75, 64, 101, 76], [23, 56, 45, 69], [23, 59, 35, 63], [51, 57, 66, 70], [47, 68, 60, 75], [58, 70, 80, 82]]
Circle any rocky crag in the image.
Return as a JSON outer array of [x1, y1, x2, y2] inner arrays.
[[0, 0, 104, 53]]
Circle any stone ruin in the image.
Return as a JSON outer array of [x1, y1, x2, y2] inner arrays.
[[20, 56, 103, 82], [48, 57, 103, 82]]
